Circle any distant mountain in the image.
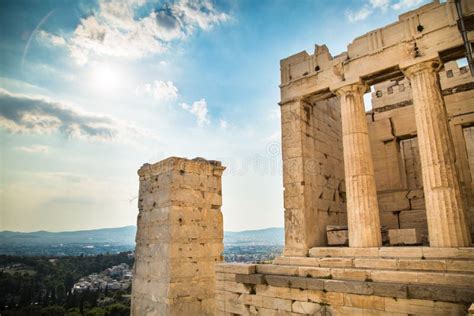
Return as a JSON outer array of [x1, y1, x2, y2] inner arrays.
[[224, 227, 284, 245], [0, 226, 137, 246], [0, 226, 284, 248]]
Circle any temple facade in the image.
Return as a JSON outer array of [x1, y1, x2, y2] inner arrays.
[[215, 1, 474, 314], [279, 0, 474, 255]]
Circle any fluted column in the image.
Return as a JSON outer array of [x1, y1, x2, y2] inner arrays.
[[335, 81, 382, 248], [403, 59, 471, 247]]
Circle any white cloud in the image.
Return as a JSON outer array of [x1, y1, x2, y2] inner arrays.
[[180, 98, 210, 126], [173, 0, 230, 31], [37, 30, 66, 46], [345, 0, 427, 23], [345, 6, 373, 23], [220, 119, 228, 129], [391, 0, 424, 10], [40, 0, 230, 64], [370, 0, 390, 10], [15, 145, 49, 154], [136, 80, 179, 102], [0, 88, 156, 143]]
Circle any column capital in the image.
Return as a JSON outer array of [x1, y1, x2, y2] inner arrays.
[[331, 79, 368, 97], [400, 57, 443, 79]]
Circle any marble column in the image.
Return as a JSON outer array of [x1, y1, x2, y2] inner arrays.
[[403, 59, 472, 247], [335, 81, 382, 248]]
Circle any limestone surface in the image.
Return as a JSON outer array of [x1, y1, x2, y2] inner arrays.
[[279, 0, 474, 254], [131, 157, 225, 316], [388, 228, 422, 245]]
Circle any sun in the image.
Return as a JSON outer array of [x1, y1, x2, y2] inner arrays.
[[89, 63, 121, 93]]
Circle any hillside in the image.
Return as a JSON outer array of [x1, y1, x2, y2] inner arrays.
[[0, 226, 284, 256], [224, 227, 284, 245], [0, 226, 137, 245]]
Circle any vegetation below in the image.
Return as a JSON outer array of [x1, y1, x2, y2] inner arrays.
[[0, 252, 134, 315]]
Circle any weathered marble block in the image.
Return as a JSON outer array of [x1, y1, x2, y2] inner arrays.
[[388, 228, 422, 246], [327, 225, 349, 246]]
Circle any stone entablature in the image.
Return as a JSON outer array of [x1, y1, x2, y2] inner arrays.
[[371, 60, 473, 111], [440, 61, 474, 90], [371, 77, 412, 111], [279, 1, 474, 103]]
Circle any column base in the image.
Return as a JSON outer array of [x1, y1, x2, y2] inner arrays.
[[283, 246, 309, 257], [306, 246, 474, 259]]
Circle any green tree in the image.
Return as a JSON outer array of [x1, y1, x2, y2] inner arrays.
[[65, 307, 81, 316], [41, 305, 66, 316], [0, 253, 134, 314], [56, 283, 66, 304], [65, 292, 80, 310], [106, 303, 129, 316], [64, 273, 74, 295], [3, 305, 42, 316], [85, 307, 106, 316]]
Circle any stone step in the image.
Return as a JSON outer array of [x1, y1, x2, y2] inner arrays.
[[257, 263, 474, 287], [230, 272, 474, 305], [273, 256, 474, 274], [217, 263, 474, 308], [308, 246, 474, 259]]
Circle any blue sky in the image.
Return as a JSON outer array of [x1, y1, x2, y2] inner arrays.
[[0, 0, 429, 232]]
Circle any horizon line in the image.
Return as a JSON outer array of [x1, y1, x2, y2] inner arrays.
[[0, 225, 285, 234]]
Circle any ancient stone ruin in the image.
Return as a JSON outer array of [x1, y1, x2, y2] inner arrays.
[[131, 158, 225, 315], [133, 0, 474, 315]]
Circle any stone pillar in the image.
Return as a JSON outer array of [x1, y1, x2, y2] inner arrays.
[[402, 59, 472, 247], [281, 98, 321, 256], [131, 157, 225, 315], [334, 81, 382, 247]]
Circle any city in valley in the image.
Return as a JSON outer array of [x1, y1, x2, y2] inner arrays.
[[0, 226, 283, 314]]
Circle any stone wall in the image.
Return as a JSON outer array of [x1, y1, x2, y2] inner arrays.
[[215, 261, 470, 315], [131, 157, 225, 315], [310, 98, 346, 219], [466, 127, 474, 184], [281, 96, 345, 255], [367, 61, 474, 243]]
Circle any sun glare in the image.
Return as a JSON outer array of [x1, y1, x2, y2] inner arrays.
[[89, 63, 121, 93]]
